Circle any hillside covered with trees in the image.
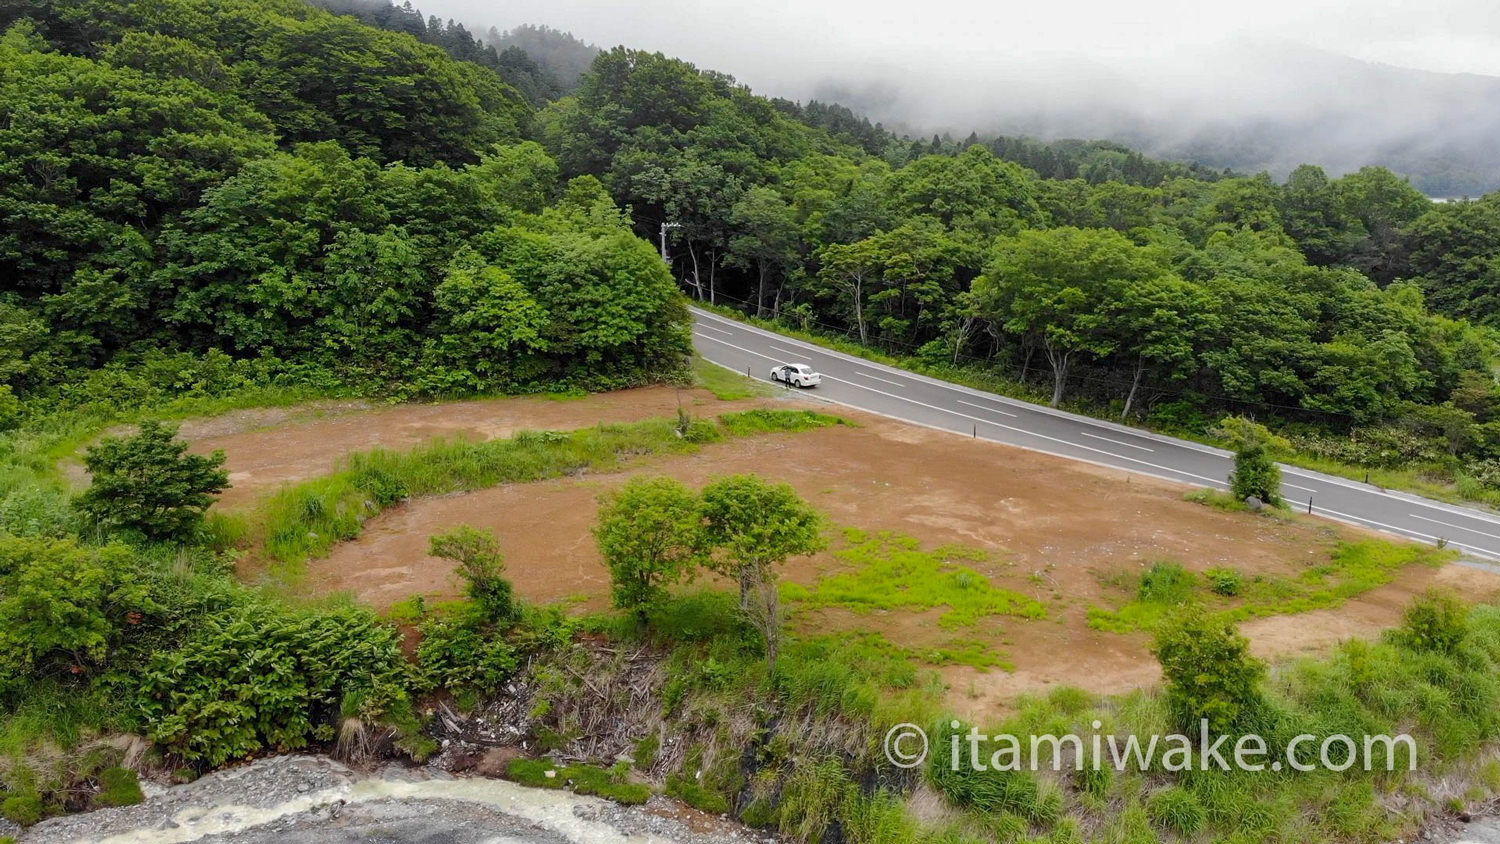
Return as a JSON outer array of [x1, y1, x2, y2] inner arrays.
[[8, 0, 1500, 841], [12, 0, 1500, 500]]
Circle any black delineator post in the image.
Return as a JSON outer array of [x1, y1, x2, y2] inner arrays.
[[972, 423, 977, 439], [1307, 496, 1313, 514]]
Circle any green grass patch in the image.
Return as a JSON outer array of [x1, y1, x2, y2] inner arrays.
[[908, 636, 1013, 671], [666, 772, 732, 814], [1088, 540, 1454, 632], [717, 408, 845, 435], [692, 356, 772, 400], [256, 410, 842, 567], [95, 767, 144, 808], [1184, 487, 1249, 511], [507, 758, 651, 804], [790, 530, 1046, 629]]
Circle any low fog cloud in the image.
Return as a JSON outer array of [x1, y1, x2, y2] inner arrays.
[[420, 0, 1500, 187]]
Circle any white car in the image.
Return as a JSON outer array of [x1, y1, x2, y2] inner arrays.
[[770, 363, 821, 388]]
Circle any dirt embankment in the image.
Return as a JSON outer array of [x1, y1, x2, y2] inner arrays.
[[181, 388, 1500, 711]]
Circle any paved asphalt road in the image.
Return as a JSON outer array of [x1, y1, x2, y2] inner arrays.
[[692, 306, 1500, 561]]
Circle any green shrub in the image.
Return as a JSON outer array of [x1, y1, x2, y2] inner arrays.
[[413, 616, 519, 695], [0, 384, 21, 431], [595, 476, 703, 621], [1206, 567, 1243, 597], [133, 600, 410, 766], [1138, 561, 1195, 605], [1219, 417, 1289, 506], [1146, 786, 1205, 836], [840, 791, 921, 844], [1231, 448, 1282, 505], [778, 756, 854, 842], [929, 725, 1059, 824], [1152, 608, 1264, 732], [0, 535, 150, 691], [76, 420, 229, 540], [428, 526, 520, 625], [0, 485, 75, 538], [682, 418, 723, 443], [1397, 589, 1469, 654]]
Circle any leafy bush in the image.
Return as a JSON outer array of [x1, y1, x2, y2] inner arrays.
[[1138, 561, 1195, 605], [413, 616, 520, 695], [1152, 608, 1264, 732], [929, 722, 1060, 824], [1396, 589, 1469, 654], [76, 420, 229, 540], [1231, 447, 1282, 506], [0, 385, 20, 431], [133, 601, 410, 766], [1205, 567, 1243, 597], [0, 535, 150, 692], [428, 526, 519, 624], [594, 476, 703, 621], [0, 485, 76, 538], [681, 418, 722, 443], [1218, 417, 1289, 506]]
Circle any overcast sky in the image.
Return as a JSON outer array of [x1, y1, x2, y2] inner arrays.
[[420, 0, 1500, 91]]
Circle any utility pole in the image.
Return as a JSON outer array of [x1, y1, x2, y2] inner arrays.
[[659, 221, 681, 264]]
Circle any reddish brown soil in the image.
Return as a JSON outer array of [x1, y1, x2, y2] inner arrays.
[[179, 389, 1500, 712]]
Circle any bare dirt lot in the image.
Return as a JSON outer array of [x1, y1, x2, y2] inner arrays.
[[185, 386, 769, 509], [184, 386, 1500, 712]]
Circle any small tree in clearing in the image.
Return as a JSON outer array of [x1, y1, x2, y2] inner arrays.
[[594, 476, 703, 623], [1216, 416, 1289, 506], [700, 474, 823, 670], [78, 420, 229, 541], [1152, 607, 1264, 733], [429, 525, 519, 625]]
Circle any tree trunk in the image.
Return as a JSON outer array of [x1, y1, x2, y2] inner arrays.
[[952, 316, 975, 365], [739, 571, 751, 610], [755, 263, 768, 317], [1019, 343, 1034, 385], [1045, 345, 1070, 407], [1122, 356, 1146, 421], [708, 249, 717, 304], [851, 277, 867, 344], [687, 242, 703, 300]]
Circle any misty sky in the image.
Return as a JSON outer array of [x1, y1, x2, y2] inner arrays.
[[420, 0, 1500, 94]]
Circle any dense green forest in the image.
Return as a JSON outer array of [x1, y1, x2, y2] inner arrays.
[[7, 0, 1500, 839], [6, 0, 1500, 479]]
